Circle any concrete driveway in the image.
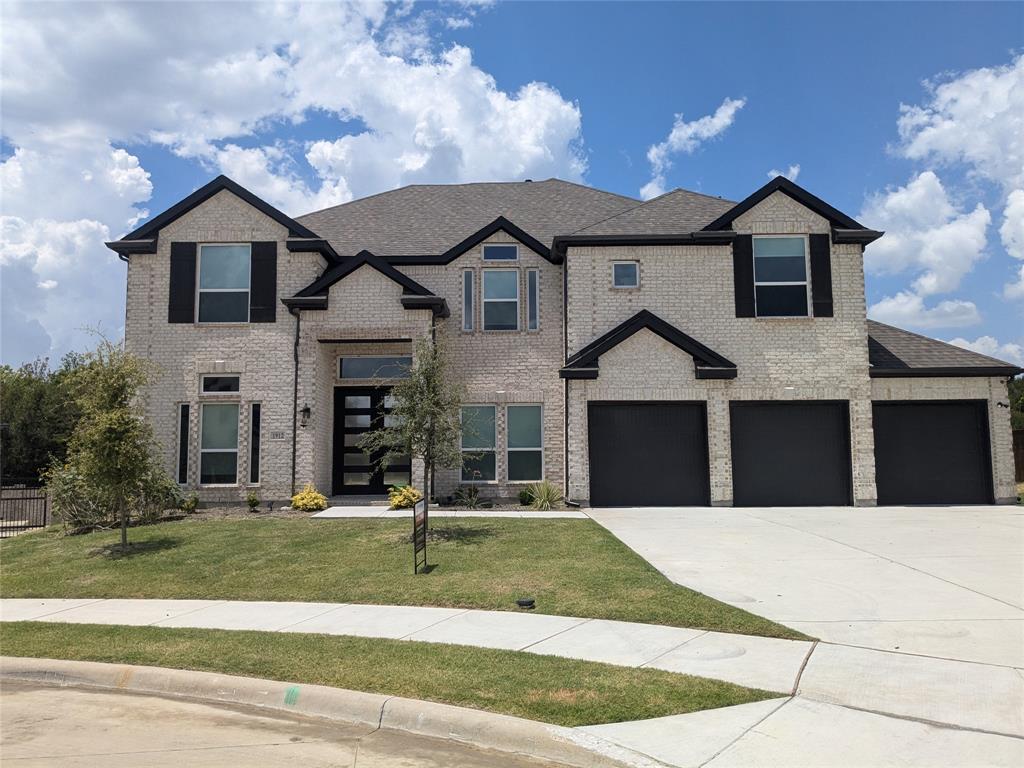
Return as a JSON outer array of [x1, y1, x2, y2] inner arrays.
[[587, 505, 1024, 667]]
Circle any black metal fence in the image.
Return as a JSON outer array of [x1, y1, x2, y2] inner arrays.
[[0, 480, 50, 537]]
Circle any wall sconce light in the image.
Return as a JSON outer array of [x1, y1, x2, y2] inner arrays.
[[300, 403, 311, 427]]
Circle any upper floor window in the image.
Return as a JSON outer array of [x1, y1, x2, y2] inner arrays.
[[339, 356, 412, 379], [462, 269, 474, 331], [483, 270, 519, 331], [198, 244, 250, 323], [753, 236, 809, 317], [483, 244, 518, 261], [612, 261, 639, 289], [201, 374, 240, 393]]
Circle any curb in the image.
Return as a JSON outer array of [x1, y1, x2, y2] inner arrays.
[[0, 656, 669, 768]]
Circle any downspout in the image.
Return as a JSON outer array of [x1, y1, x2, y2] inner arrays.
[[289, 306, 302, 497], [562, 247, 576, 506], [429, 312, 437, 502]]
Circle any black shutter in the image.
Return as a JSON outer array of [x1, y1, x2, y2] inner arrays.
[[168, 242, 197, 323], [249, 241, 277, 323], [733, 235, 755, 318], [809, 234, 833, 317]]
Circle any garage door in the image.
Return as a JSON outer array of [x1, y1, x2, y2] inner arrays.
[[731, 401, 852, 506], [872, 401, 992, 505], [588, 402, 709, 506]]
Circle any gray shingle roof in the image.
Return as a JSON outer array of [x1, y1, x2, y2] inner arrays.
[[295, 179, 640, 256], [573, 188, 736, 235], [867, 320, 1022, 375]]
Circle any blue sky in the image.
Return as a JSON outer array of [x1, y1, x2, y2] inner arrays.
[[2, 1, 1022, 366]]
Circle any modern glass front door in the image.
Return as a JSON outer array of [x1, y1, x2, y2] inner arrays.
[[332, 387, 411, 495]]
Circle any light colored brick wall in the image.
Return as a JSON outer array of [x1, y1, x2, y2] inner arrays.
[[125, 189, 324, 504], [565, 191, 877, 505], [403, 231, 565, 499], [871, 376, 1017, 503]]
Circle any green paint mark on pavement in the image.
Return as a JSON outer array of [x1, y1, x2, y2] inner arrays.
[[284, 685, 300, 706]]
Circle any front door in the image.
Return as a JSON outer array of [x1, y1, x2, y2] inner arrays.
[[333, 387, 412, 495]]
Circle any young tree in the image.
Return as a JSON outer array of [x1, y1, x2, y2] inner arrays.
[[358, 333, 465, 511], [48, 338, 175, 549]]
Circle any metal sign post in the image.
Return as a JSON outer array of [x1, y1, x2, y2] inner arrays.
[[412, 498, 428, 574]]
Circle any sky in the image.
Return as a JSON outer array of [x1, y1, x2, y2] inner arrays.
[[2, 1, 1022, 367]]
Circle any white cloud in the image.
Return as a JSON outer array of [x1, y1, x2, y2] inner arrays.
[[868, 291, 980, 330], [0, 1, 585, 364], [767, 164, 800, 181], [1001, 189, 1024, 260], [948, 335, 1024, 366], [640, 97, 745, 199], [897, 54, 1023, 193], [1004, 265, 1024, 301], [861, 171, 990, 296]]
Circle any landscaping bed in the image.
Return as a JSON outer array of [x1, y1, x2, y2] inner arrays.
[[0, 622, 775, 726], [0, 517, 804, 639]]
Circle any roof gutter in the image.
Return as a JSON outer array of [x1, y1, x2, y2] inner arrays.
[[869, 366, 1023, 378]]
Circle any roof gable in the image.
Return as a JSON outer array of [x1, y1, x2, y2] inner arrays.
[[121, 175, 319, 242], [287, 250, 448, 317], [561, 310, 737, 380], [702, 177, 869, 233]]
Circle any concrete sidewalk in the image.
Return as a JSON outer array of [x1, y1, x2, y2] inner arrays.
[[313, 506, 588, 518], [0, 598, 808, 692]]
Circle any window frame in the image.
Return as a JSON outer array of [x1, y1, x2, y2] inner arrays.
[[200, 374, 240, 394], [176, 403, 190, 485], [505, 404, 543, 483], [526, 268, 539, 331], [196, 243, 251, 324], [752, 234, 812, 318], [337, 355, 413, 380], [611, 261, 640, 289], [248, 402, 261, 486], [482, 243, 519, 262], [460, 404, 497, 484], [462, 269, 474, 331], [482, 269, 520, 332], [199, 402, 240, 487]]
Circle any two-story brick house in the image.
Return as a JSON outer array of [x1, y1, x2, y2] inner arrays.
[[107, 175, 1021, 507]]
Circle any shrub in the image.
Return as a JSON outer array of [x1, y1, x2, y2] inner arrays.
[[290, 484, 328, 512], [388, 484, 423, 510], [246, 490, 261, 511], [453, 485, 491, 509], [526, 480, 562, 511], [518, 488, 533, 506], [180, 492, 199, 514], [46, 460, 181, 534]]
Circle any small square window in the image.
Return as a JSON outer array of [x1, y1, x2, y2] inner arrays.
[[483, 244, 518, 261], [612, 262, 639, 288]]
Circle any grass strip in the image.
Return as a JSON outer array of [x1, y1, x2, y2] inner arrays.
[[0, 622, 777, 727], [0, 518, 804, 639]]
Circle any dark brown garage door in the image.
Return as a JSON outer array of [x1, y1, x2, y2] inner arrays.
[[872, 401, 993, 505], [588, 402, 710, 506], [731, 401, 852, 506]]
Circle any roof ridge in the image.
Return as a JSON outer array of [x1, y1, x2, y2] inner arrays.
[[867, 319, 1017, 368]]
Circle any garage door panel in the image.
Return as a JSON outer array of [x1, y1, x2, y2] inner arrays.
[[872, 401, 992, 505], [731, 401, 852, 506], [588, 402, 709, 507]]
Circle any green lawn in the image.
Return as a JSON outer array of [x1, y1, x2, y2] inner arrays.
[[0, 622, 776, 726], [0, 517, 803, 639]]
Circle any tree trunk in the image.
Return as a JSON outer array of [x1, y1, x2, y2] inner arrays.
[[120, 506, 128, 552]]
